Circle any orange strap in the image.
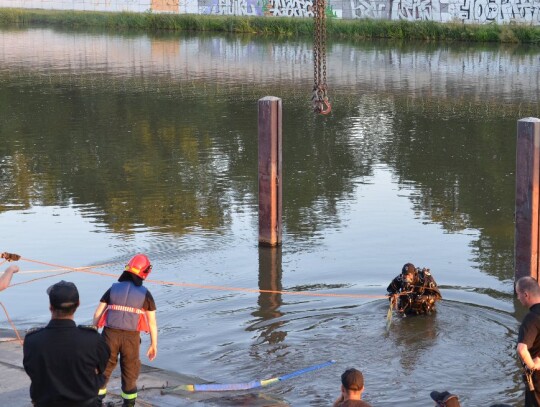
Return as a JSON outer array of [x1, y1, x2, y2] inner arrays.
[[108, 304, 145, 314]]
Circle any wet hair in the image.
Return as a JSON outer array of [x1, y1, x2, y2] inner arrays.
[[516, 276, 540, 296], [341, 368, 364, 391]]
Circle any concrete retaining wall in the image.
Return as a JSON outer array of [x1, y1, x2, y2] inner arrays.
[[0, 0, 539, 24]]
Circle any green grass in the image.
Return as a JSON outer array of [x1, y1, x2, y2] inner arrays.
[[1, 8, 540, 43]]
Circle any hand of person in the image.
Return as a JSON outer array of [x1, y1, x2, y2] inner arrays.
[[533, 356, 540, 370], [147, 344, 157, 361], [6, 265, 19, 274]]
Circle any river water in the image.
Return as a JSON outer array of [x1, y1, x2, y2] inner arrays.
[[1, 26, 540, 406]]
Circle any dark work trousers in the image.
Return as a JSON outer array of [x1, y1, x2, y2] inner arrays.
[[101, 327, 141, 396], [525, 370, 540, 407]]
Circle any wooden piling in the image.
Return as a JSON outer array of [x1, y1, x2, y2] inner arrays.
[[258, 97, 282, 247], [515, 118, 540, 282]]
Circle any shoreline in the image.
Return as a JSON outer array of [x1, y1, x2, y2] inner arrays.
[[0, 8, 539, 44]]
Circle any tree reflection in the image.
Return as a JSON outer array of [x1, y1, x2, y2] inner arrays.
[[380, 105, 516, 280], [0, 43, 529, 283]]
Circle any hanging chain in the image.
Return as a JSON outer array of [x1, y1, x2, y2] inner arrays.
[[312, 0, 331, 115]]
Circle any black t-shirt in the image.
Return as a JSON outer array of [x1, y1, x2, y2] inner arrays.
[[100, 286, 156, 311], [518, 303, 540, 358]]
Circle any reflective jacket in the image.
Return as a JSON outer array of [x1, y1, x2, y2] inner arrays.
[[97, 282, 149, 332]]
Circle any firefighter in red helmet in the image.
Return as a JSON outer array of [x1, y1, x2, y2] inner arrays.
[[93, 254, 158, 407]]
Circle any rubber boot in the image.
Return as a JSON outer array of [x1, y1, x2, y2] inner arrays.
[[96, 394, 105, 407], [121, 398, 136, 407]]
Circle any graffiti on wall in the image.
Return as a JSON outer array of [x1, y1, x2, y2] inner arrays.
[[264, 0, 314, 16], [391, 0, 440, 20], [3, 0, 540, 24], [454, 0, 540, 23], [200, 0, 317, 16], [349, 0, 389, 18], [347, 0, 540, 22], [201, 0, 262, 15]]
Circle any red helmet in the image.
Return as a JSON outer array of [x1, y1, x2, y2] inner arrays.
[[125, 254, 152, 280]]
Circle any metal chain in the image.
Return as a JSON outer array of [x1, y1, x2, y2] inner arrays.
[[321, 0, 327, 88], [313, 0, 321, 90], [312, 0, 331, 115]]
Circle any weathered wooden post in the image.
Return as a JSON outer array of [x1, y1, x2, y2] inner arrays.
[[258, 96, 282, 247], [515, 118, 540, 282]]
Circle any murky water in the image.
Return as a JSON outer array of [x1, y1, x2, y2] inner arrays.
[[1, 26, 540, 406]]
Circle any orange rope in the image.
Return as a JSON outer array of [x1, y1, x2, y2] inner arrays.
[[145, 278, 387, 299], [0, 302, 23, 345], [18, 263, 118, 275], [19, 258, 117, 273], [9, 270, 75, 287], [0, 254, 388, 350], [18, 257, 386, 299]]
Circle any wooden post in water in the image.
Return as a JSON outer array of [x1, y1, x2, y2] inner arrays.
[[258, 96, 282, 247], [515, 118, 540, 282]]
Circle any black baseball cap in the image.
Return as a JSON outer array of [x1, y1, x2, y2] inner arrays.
[[47, 280, 79, 309]]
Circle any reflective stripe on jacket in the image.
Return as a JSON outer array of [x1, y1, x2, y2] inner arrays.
[[97, 282, 149, 332]]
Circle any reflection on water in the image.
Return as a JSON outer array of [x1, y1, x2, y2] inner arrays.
[[1, 26, 539, 406], [249, 247, 286, 345]]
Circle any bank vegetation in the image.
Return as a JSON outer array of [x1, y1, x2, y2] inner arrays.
[[0, 8, 539, 43]]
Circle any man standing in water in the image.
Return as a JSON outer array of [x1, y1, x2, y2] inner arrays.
[[93, 254, 158, 407], [516, 276, 540, 406], [387, 263, 442, 315]]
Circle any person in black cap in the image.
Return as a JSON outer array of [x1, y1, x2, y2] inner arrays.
[[387, 262, 442, 315], [332, 368, 372, 407], [430, 390, 461, 407], [23, 280, 110, 407]]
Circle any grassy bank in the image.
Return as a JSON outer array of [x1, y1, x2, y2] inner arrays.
[[0, 8, 539, 43]]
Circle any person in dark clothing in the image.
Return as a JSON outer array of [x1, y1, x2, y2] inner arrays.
[[93, 254, 158, 407], [332, 368, 373, 407], [430, 390, 461, 406], [387, 262, 442, 315], [516, 276, 540, 407], [23, 280, 110, 407]]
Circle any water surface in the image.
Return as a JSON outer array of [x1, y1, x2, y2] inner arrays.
[[1, 27, 539, 406]]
